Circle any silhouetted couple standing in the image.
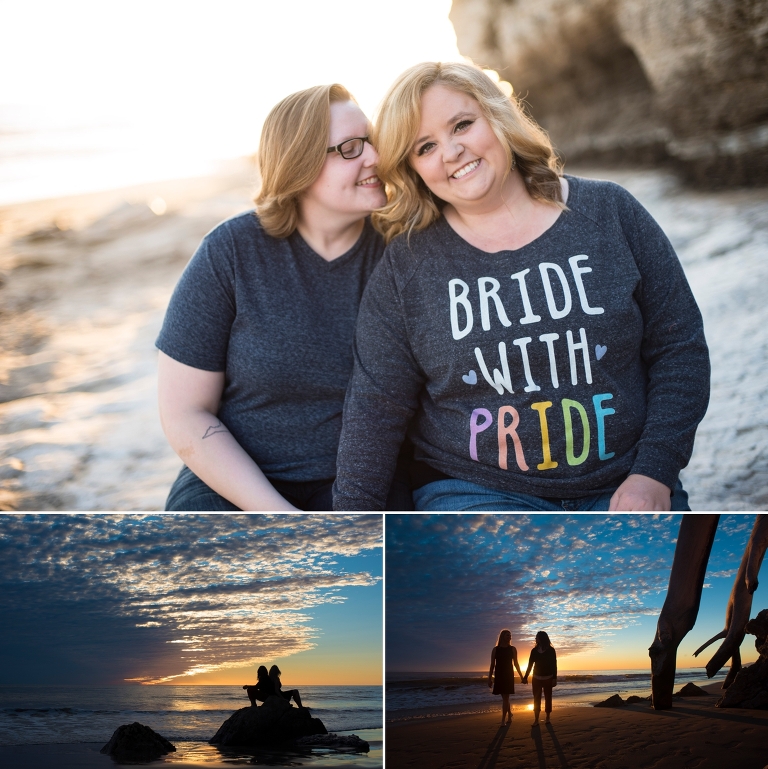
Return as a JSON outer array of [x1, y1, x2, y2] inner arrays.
[[243, 665, 303, 708], [489, 630, 557, 726]]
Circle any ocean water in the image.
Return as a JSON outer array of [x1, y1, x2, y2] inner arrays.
[[386, 669, 725, 720], [0, 684, 382, 746], [0, 104, 251, 206]]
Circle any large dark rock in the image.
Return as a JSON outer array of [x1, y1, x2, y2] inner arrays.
[[675, 683, 710, 697], [100, 722, 176, 762], [449, 0, 768, 187], [716, 657, 768, 709], [209, 696, 327, 746], [717, 608, 768, 709], [594, 694, 627, 708]]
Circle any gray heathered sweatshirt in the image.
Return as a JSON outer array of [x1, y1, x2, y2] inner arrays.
[[333, 176, 710, 510], [156, 213, 385, 483]]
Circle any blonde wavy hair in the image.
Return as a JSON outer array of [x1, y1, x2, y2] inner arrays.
[[372, 61, 563, 243], [255, 84, 354, 239]]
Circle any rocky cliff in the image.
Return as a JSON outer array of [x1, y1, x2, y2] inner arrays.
[[449, 0, 768, 186]]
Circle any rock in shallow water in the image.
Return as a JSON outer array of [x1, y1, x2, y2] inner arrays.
[[209, 697, 327, 746], [296, 733, 370, 752], [100, 722, 175, 762]]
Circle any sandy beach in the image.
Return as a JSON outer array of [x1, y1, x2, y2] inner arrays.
[[386, 682, 768, 769], [1, 162, 767, 509], [0, 159, 256, 510]]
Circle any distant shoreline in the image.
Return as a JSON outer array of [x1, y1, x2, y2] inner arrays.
[[385, 670, 728, 723]]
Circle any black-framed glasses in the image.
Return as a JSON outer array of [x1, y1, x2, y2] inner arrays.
[[326, 136, 370, 159]]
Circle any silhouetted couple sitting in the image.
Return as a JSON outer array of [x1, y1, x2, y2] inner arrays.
[[243, 665, 303, 708]]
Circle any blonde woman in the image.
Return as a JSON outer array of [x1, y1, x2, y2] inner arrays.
[[333, 61, 709, 511], [489, 629, 524, 725], [157, 85, 409, 510]]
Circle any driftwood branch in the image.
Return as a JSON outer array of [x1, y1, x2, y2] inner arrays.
[[649, 514, 720, 710], [703, 515, 768, 682], [745, 514, 768, 594], [693, 629, 726, 657]]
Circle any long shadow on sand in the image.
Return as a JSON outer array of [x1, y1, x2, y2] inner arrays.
[[545, 723, 571, 768], [642, 704, 768, 727], [530, 725, 546, 769], [476, 723, 509, 769]]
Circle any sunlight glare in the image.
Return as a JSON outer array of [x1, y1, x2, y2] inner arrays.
[[149, 197, 167, 215], [0, 0, 465, 202]]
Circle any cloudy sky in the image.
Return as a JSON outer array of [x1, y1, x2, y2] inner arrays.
[[386, 514, 763, 672], [0, 514, 382, 685]]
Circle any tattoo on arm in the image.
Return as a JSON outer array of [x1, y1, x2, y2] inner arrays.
[[202, 421, 229, 439]]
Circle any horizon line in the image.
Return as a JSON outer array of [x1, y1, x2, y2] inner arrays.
[[385, 666, 710, 673]]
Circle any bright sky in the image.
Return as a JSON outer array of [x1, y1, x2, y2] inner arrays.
[[385, 514, 764, 673], [1, 0, 462, 113], [0, 0, 465, 201], [0, 514, 382, 686]]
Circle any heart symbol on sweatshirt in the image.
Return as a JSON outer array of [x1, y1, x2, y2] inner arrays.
[[462, 370, 478, 385], [595, 344, 607, 361]]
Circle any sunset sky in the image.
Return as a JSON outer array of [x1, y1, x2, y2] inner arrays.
[[386, 514, 763, 673], [0, 514, 382, 686]]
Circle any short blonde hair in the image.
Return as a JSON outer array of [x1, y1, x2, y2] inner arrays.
[[372, 62, 563, 243], [255, 84, 354, 239]]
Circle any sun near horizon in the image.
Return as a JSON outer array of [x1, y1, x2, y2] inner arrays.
[[129, 647, 383, 687]]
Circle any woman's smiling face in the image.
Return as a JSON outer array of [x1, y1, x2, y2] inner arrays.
[[302, 100, 386, 218], [410, 84, 510, 214]]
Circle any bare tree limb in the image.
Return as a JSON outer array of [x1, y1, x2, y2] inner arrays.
[[704, 515, 768, 682], [693, 629, 726, 657], [649, 514, 720, 710]]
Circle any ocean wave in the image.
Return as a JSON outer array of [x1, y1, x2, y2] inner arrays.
[[4, 707, 236, 716], [386, 673, 652, 691]]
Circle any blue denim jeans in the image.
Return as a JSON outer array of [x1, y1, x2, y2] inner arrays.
[[412, 478, 690, 512], [166, 465, 414, 511], [166, 466, 343, 511]]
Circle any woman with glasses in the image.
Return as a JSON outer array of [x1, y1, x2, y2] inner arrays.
[[333, 61, 709, 511], [156, 84, 408, 510]]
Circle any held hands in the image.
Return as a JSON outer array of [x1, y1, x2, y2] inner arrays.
[[608, 474, 672, 511]]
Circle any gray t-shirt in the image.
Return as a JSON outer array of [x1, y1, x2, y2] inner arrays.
[[156, 212, 385, 482], [334, 176, 710, 509]]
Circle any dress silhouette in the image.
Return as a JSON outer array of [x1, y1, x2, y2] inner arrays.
[[489, 629, 524, 724], [492, 646, 517, 695]]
